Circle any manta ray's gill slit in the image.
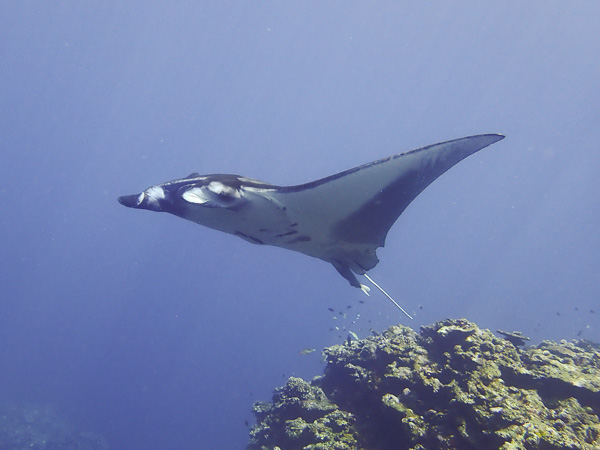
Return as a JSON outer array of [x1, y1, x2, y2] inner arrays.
[[235, 231, 265, 245], [275, 230, 298, 238], [363, 273, 413, 319]]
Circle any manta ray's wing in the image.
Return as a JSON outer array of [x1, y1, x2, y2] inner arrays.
[[269, 134, 504, 284]]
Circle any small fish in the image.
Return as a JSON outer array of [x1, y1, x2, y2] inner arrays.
[[328, 307, 334, 312], [348, 331, 359, 341], [299, 348, 316, 355]]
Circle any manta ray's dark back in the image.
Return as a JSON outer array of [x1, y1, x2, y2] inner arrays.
[[275, 134, 505, 250]]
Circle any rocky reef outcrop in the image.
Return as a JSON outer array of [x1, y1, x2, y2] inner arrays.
[[248, 319, 600, 449]]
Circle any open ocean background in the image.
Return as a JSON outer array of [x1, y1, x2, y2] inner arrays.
[[1, 2, 599, 449]]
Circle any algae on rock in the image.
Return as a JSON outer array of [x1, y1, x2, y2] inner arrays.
[[248, 318, 600, 450]]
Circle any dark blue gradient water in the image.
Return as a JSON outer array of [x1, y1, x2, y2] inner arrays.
[[1, 2, 599, 448]]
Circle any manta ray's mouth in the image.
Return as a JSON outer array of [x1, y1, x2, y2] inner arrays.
[[118, 194, 142, 208]]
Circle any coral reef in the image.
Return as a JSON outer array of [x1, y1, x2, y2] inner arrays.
[[0, 403, 107, 450], [248, 319, 600, 449]]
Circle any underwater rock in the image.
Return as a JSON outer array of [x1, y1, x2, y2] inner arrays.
[[0, 403, 107, 450], [250, 377, 357, 449], [248, 318, 600, 450]]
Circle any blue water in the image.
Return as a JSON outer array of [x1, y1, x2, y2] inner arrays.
[[1, 2, 599, 449]]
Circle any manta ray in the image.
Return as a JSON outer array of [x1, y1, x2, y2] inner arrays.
[[119, 134, 504, 317]]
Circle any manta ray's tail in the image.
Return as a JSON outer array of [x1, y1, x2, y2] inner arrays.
[[363, 273, 413, 319]]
